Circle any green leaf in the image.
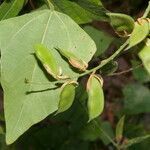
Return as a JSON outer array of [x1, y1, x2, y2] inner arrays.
[[107, 13, 135, 36], [51, 0, 109, 24], [83, 26, 114, 57], [99, 121, 114, 145], [115, 115, 125, 142], [121, 135, 150, 149], [123, 83, 150, 114], [56, 81, 77, 114], [0, 0, 25, 21], [79, 120, 114, 145], [0, 10, 96, 144], [138, 38, 150, 75], [50, 0, 96, 24], [87, 74, 104, 121], [77, 0, 109, 21], [128, 18, 149, 48]]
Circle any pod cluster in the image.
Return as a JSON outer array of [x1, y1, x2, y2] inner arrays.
[[34, 44, 88, 80], [34, 44, 105, 121]]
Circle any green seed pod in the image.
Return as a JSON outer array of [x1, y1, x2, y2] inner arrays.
[[138, 38, 150, 75], [87, 74, 104, 122], [56, 81, 78, 114], [56, 48, 88, 71], [107, 13, 135, 37], [128, 18, 149, 49], [34, 44, 68, 80]]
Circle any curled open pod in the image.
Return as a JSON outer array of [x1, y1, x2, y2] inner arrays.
[[127, 18, 150, 49], [56, 48, 88, 71], [138, 38, 150, 75], [34, 44, 68, 80], [87, 74, 104, 122], [56, 81, 78, 114], [107, 13, 135, 37]]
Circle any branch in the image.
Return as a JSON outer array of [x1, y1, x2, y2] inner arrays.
[[71, 39, 129, 79], [110, 64, 142, 76]]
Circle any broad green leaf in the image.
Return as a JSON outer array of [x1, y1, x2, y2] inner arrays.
[[50, 0, 98, 24], [99, 121, 114, 145], [77, 0, 109, 21], [87, 74, 104, 121], [83, 26, 114, 57], [128, 18, 149, 48], [51, 0, 109, 24], [56, 48, 88, 71], [123, 83, 150, 114], [121, 135, 150, 149], [0, 0, 25, 20], [56, 81, 77, 114], [107, 13, 134, 37], [0, 10, 96, 144], [138, 38, 150, 75], [116, 116, 125, 142]]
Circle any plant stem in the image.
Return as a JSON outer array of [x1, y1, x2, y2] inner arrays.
[[110, 64, 142, 76], [77, 99, 119, 149], [71, 40, 129, 79], [93, 120, 119, 148], [142, 1, 150, 18], [69, 1, 149, 80], [26, 40, 129, 86]]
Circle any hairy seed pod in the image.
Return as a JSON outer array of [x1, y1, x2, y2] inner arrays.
[[87, 74, 104, 122], [138, 38, 150, 75], [56, 48, 88, 71], [128, 18, 149, 49], [56, 81, 78, 114]]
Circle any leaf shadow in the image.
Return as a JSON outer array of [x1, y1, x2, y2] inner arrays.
[[25, 53, 63, 94], [32, 53, 57, 82], [25, 86, 60, 95]]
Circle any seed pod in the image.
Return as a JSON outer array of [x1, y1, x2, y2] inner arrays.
[[128, 18, 149, 49], [87, 74, 104, 122], [34, 44, 68, 80], [138, 38, 150, 75], [56, 48, 88, 71], [56, 81, 78, 114], [107, 13, 135, 37]]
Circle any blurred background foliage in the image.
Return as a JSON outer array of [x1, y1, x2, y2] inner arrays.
[[0, 0, 150, 149]]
